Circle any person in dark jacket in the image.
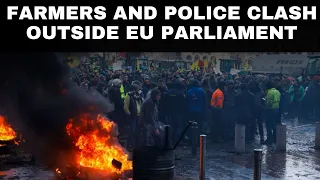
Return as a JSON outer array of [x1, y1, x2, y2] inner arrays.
[[275, 78, 285, 123], [306, 76, 320, 119], [122, 74, 130, 94], [131, 80, 145, 100], [187, 79, 208, 134], [201, 78, 213, 107], [142, 77, 152, 98], [145, 82, 158, 99], [107, 79, 126, 129], [235, 83, 255, 142], [162, 81, 187, 144], [140, 88, 163, 147], [96, 82, 107, 96], [250, 81, 265, 143], [201, 78, 213, 134], [223, 80, 238, 141]]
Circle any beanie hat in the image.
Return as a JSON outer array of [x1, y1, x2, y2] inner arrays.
[[112, 78, 121, 87]]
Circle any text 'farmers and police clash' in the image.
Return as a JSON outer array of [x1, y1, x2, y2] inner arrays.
[[7, 6, 316, 20]]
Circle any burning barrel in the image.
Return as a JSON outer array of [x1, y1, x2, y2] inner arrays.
[[133, 146, 175, 180]]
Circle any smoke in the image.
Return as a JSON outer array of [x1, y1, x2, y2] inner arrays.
[[0, 53, 114, 168]]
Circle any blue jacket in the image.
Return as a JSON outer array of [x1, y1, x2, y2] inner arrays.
[[187, 87, 207, 113]]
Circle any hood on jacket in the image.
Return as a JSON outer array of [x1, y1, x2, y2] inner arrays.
[[151, 88, 161, 102], [201, 78, 210, 88], [144, 76, 151, 81], [189, 78, 200, 88], [112, 78, 121, 87], [131, 80, 142, 86]]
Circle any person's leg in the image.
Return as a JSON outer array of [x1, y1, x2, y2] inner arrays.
[[216, 110, 224, 142], [146, 125, 155, 146], [128, 118, 137, 149], [211, 109, 218, 140], [316, 106, 320, 120], [245, 115, 254, 142], [265, 110, 273, 144], [172, 114, 184, 144], [187, 112, 196, 145], [203, 108, 211, 134], [223, 108, 235, 141], [135, 117, 143, 147], [256, 112, 264, 142], [250, 116, 256, 140], [272, 109, 278, 143], [230, 108, 236, 140], [276, 107, 282, 124], [168, 115, 179, 145]]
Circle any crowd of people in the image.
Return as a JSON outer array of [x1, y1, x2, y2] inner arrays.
[[70, 59, 320, 153]]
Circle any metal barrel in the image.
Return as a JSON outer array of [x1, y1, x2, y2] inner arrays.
[[133, 146, 175, 180]]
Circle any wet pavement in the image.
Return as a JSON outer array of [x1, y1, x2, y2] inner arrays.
[[175, 118, 320, 180], [1, 118, 320, 180]]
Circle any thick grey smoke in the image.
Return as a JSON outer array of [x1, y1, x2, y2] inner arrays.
[[0, 53, 114, 168]]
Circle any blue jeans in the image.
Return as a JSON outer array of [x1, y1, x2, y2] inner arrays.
[[265, 109, 278, 143]]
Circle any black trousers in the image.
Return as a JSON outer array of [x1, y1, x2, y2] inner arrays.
[[211, 108, 223, 140], [265, 109, 278, 143], [254, 110, 264, 140], [188, 111, 204, 145], [167, 114, 184, 145], [237, 111, 255, 141]]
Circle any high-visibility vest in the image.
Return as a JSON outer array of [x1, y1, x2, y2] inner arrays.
[[120, 85, 125, 99], [211, 89, 224, 108]]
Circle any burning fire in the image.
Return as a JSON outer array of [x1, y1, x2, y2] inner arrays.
[[65, 114, 132, 174], [0, 116, 17, 141]]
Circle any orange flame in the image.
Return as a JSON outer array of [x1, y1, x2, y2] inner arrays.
[[66, 114, 132, 174], [0, 116, 16, 141], [56, 168, 62, 174]]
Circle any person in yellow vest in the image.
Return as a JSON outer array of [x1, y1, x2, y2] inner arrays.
[[124, 84, 143, 148], [120, 84, 125, 100], [120, 74, 130, 100]]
